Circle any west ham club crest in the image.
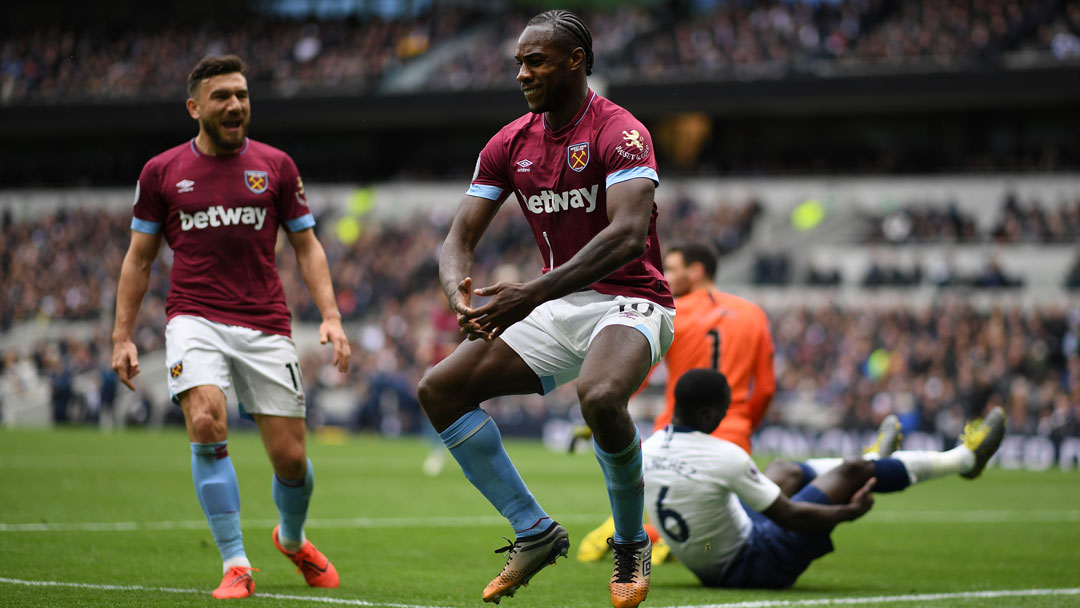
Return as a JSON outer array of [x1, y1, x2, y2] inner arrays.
[[245, 170, 268, 194], [567, 142, 590, 172]]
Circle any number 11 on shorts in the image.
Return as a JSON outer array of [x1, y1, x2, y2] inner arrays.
[[284, 362, 302, 391]]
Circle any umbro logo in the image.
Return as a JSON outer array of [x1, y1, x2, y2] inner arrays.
[[176, 179, 195, 194], [516, 159, 533, 173]]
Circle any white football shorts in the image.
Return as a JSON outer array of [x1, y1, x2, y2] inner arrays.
[[165, 315, 306, 418], [500, 290, 675, 395]]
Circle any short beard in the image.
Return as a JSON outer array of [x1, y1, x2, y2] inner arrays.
[[201, 117, 247, 152], [526, 98, 549, 115]]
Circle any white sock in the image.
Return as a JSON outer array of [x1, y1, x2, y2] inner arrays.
[[222, 555, 252, 573], [280, 533, 305, 553], [803, 458, 844, 477], [892, 446, 975, 483]]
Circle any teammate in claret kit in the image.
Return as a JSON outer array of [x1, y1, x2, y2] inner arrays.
[[111, 55, 350, 599]]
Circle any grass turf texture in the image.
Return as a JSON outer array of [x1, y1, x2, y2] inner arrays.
[[0, 427, 1077, 607]]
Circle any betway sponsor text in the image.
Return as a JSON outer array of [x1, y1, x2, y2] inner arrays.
[[178, 206, 268, 231]]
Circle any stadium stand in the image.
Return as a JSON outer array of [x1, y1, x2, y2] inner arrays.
[[4, 1, 1079, 103], [0, 10, 478, 103]]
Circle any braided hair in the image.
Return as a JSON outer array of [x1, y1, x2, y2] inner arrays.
[[527, 10, 594, 76]]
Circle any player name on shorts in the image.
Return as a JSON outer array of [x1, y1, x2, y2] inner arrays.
[[522, 184, 599, 215], [178, 206, 268, 231]]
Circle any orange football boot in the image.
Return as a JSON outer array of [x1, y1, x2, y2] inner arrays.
[[212, 566, 256, 599], [482, 522, 570, 604], [273, 525, 340, 588], [608, 537, 651, 608]]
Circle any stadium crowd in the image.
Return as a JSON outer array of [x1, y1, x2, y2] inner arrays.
[[862, 193, 1080, 244], [769, 299, 1080, 442], [2, 197, 1078, 443], [0, 10, 474, 103], [4, 0, 1079, 103]]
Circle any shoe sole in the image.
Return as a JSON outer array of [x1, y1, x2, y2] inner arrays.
[[878, 414, 902, 458], [865, 414, 902, 458], [483, 536, 570, 604], [961, 407, 1006, 479]]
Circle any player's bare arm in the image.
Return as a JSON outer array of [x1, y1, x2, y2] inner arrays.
[[469, 177, 655, 338], [287, 227, 350, 373], [111, 230, 162, 390], [439, 194, 501, 340], [761, 477, 876, 531]]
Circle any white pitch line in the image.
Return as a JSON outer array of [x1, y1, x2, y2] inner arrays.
[[3, 510, 1078, 533], [865, 509, 1080, 524], [657, 588, 1080, 608], [3, 578, 1078, 608], [0, 513, 607, 533], [0, 577, 451, 608]]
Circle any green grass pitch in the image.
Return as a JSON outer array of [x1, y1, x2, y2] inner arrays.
[[1, 427, 1078, 607]]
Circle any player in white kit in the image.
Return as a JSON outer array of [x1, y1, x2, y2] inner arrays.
[[643, 369, 1005, 589]]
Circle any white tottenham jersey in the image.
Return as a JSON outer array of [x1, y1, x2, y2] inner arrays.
[[642, 426, 782, 581]]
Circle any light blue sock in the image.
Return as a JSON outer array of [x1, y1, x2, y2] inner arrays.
[[594, 431, 648, 544], [191, 442, 245, 562], [273, 457, 314, 548], [440, 409, 550, 537]]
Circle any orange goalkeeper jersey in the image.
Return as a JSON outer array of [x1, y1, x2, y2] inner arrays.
[[651, 288, 775, 453]]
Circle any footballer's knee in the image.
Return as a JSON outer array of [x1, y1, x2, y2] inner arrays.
[[578, 381, 627, 423], [180, 386, 227, 443], [267, 441, 307, 479], [185, 405, 226, 443], [766, 461, 806, 495], [417, 369, 449, 412], [416, 370, 441, 411], [837, 458, 875, 482], [417, 368, 470, 432], [578, 380, 635, 450], [188, 413, 223, 443]]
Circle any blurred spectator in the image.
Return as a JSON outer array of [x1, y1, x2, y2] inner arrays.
[[972, 254, 1023, 288], [754, 251, 792, 285], [805, 264, 842, 286], [992, 193, 1080, 243], [861, 201, 977, 243], [861, 256, 922, 287], [1063, 252, 1080, 289]]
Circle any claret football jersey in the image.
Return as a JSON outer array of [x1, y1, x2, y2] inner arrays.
[[467, 90, 674, 308], [131, 138, 314, 337]]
